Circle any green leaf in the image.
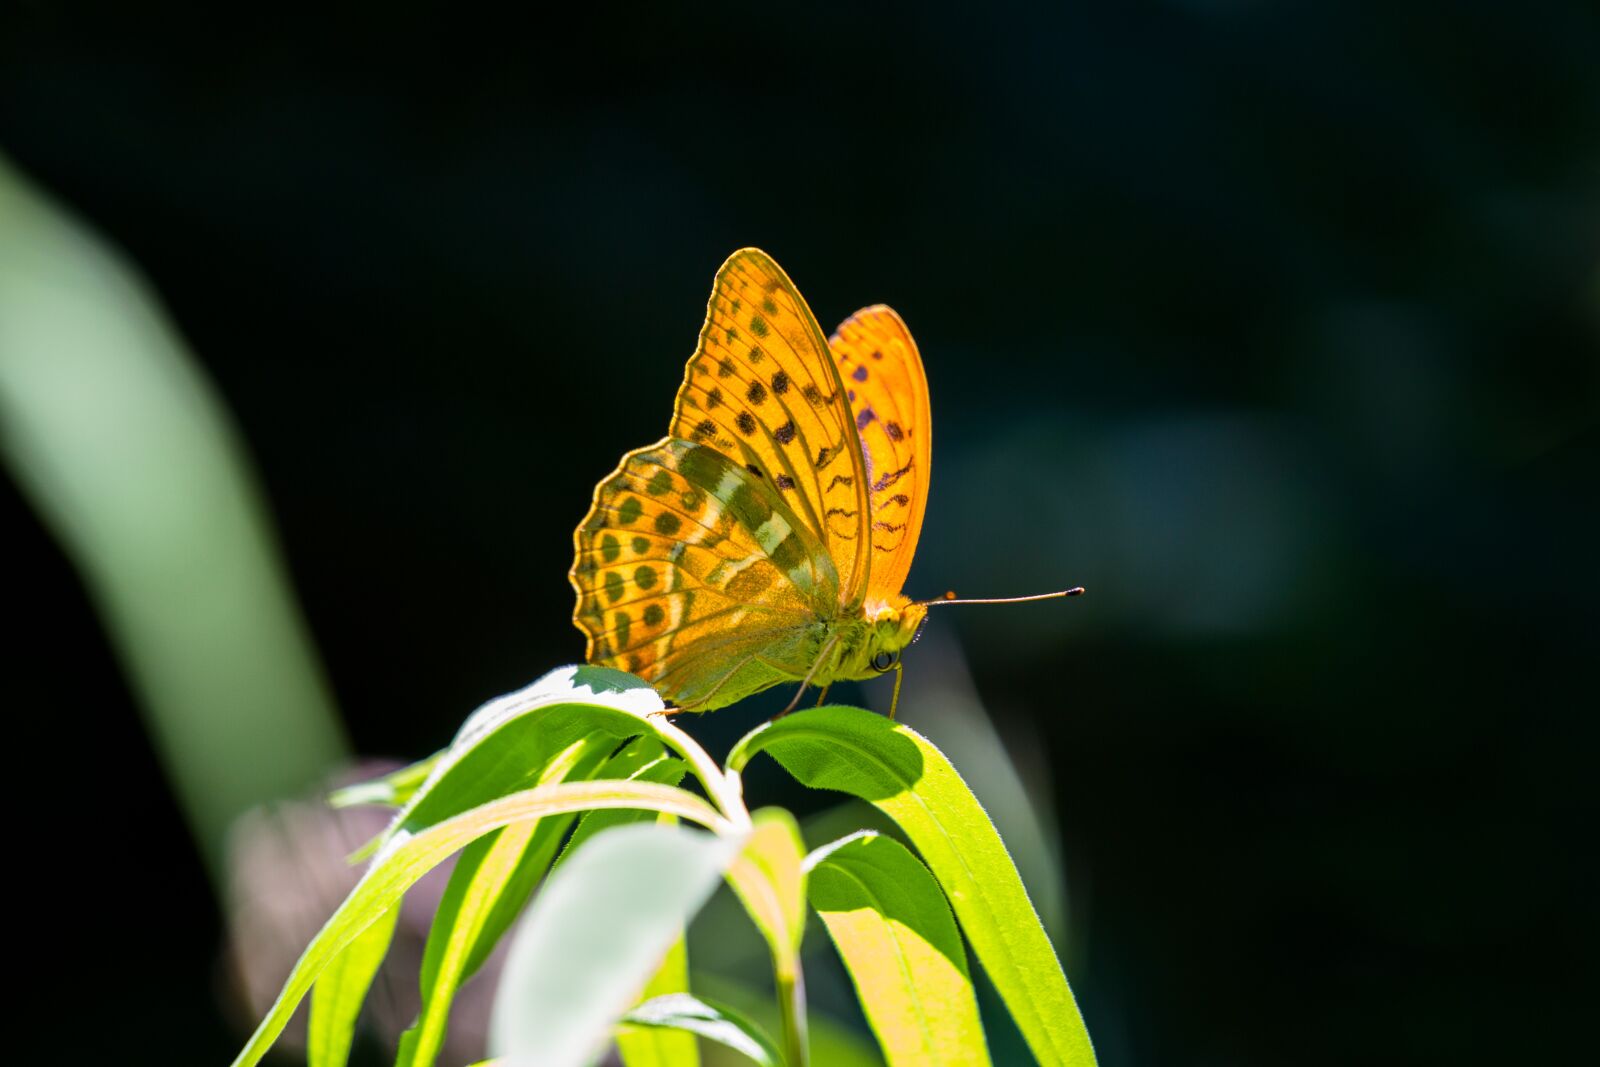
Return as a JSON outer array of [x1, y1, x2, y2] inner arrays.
[[329, 753, 443, 809], [556, 740, 690, 871], [616, 931, 697, 1067], [399, 735, 615, 1067], [458, 775, 599, 980], [306, 903, 399, 1067], [228, 778, 727, 1067], [489, 823, 743, 1067], [624, 993, 782, 1066], [390, 666, 663, 841], [726, 808, 808, 965], [806, 832, 990, 1067], [727, 706, 1096, 1067]]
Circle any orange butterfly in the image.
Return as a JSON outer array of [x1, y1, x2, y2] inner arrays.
[[570, 249, 1079, 715]]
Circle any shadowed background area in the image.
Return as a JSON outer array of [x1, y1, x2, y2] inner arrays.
[[3, 3, 1596, 1064]]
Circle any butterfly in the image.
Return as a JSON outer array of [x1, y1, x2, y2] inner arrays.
[[570, 249, 1080, 716]]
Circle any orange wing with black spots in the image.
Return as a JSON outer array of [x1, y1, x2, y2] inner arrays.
[[830, 305, 932, 607], [669, 249, 874, 605], [570, 436, 840, 709]]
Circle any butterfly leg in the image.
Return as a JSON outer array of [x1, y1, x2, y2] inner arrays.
[[887, 662, 905, 721], [778, 684, 807, 717], [814, 684, 831, 707], [773, 635, 839, 720]]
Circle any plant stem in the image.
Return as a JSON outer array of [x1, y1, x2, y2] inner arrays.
[[776, 962, 808, 1067], [649, 714, 751, 830]]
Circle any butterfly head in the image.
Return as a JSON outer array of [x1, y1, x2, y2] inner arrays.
[[835, 598, 928, 681]]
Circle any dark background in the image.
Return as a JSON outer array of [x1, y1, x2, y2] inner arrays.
[[4, 3, 1596, 1064]]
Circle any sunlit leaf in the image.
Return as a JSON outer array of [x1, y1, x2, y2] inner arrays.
[[390, 666, 662, 841], [806, 832, 989, 1066], [399, 736, 614, 1067], [724, 807, 809, 1065], [726, 808, 808, 965], [228, 779, 726, 1067], [306, 903, 399, 1067], [728, 705, 1095, 1067], [556, 740, 689, 871]]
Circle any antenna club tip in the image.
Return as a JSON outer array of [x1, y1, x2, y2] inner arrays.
[[1067, 586, 1086, 596]]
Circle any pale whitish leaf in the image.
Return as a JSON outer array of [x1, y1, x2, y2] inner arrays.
[[489, 823, 743, 1067], [615, 925, 697, 1067]]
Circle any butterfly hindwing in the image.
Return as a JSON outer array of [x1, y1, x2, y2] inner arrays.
[[571, 436, 839, 709], [830, 305, 932, 606], [669, 249, 875, 604]]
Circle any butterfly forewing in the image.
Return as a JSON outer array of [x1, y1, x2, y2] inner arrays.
[[571, 436, 838, 708], [669, 249, 874, 605], [830, 305, 932, 606]]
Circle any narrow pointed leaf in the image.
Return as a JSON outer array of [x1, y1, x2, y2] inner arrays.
[[728, 705, 1095, 1067], [329, 752, 443, 810], [725, 807, 809, 1065], [228, 779, 726, 1067], [624, 993, 782, 1066], [726, 808, 808, 965], [400, 735, 614, 1067], [806, 832, 989, 1066], [306, 903, 400, 1067]]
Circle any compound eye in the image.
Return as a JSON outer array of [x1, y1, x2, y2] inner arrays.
[[871, 650, 897, 673]]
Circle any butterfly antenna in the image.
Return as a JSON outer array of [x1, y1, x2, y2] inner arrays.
[[921, 587, 1085, 607]]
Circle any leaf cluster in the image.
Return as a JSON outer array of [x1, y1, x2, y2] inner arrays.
[[231, 666, 1096, 1067]]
